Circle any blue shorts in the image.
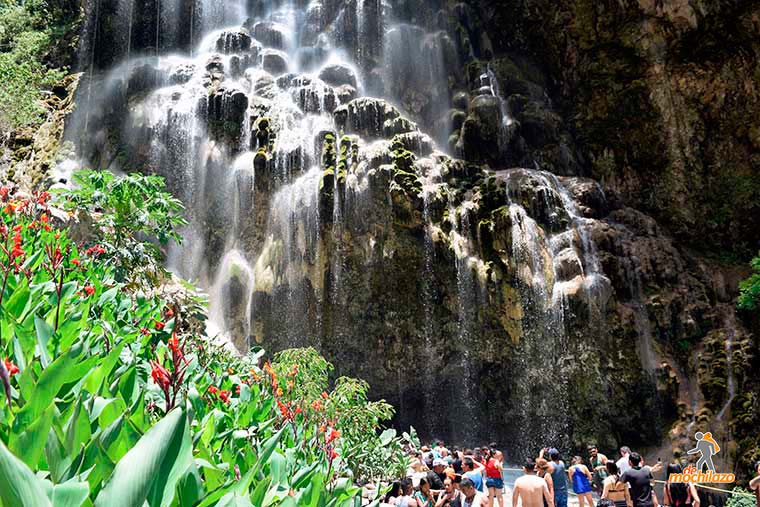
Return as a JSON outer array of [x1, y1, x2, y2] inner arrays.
[[555, 492, 568, 507], [486, 478, 504, 490]]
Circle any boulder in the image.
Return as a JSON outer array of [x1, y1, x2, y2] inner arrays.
[[251, 21, 288, 49], [334, 98, 405, 139], [459, 94, 503, 163], [208, 87, 249, 129], [335, 84, 357, 104], [169, 63, 196, 85], [216, 29, 253, 54], [318, 63, 358, 88], [262, 49, 289, 75]]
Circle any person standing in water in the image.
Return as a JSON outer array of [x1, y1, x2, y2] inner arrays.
[[601, 461, 632, 507], [588, 445, 609, 492], [568, 456, 594, 507], [486, 450, 505, 507], [540, 448, 568, 507], [513, 458, 554, 507]]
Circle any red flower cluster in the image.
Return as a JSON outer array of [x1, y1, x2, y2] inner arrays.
[[154, 320, 165, 331], [3, 358, 19, 376], [150, 333, 189, 411], [276, 399, 302, 421], [206, 385, 231, 403], [84, 244, 106, 257], [150, 360, 171, 389]]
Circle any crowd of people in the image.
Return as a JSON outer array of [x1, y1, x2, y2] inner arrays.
[[381, 443, 760, 507]]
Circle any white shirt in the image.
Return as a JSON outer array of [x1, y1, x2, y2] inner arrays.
[[616, 456, 631, 475]]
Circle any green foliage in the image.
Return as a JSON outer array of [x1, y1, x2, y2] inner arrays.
[[725, 488, 756, 507], [0, 0, 76, 128], [737, 253, 760, 311], [0, 176, 406, 505], [55, 170, 188, 286]]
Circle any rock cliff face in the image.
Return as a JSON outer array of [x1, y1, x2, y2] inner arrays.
[[52, 0, 758, 478], [462, 0, 760, 475]]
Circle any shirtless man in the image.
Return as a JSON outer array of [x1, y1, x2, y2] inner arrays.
[[513, 458, 554, 507]]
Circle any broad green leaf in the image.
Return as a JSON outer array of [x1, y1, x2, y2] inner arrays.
[[94, 407, 189, 507], [216, 492, 253, 507], [64, 396, 92, 456], [9, 405, 55, 468], [14, 342, 96, 429], [48, 480, 90, 507], [378, 428, 396, 446], [34, 315, 53, 368], [0, 438, 52, 507]]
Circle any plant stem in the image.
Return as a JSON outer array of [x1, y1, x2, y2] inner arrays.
[[54, 265, 64, 332]]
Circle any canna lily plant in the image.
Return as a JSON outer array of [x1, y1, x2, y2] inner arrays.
[[0, 174, 413, 507]]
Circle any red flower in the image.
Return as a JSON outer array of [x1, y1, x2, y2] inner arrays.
[[36, 191, 50, 205], [11, 232, 24, 259], [168, 334, 179, 353], [150, 360, 171, 389], [326, 429, 340, 444], [219, 390, 231, 403], [12, 225, 22, 232], [235, 385, 241, 395], [85, 245, 106, 256], [165, 308, 174, 318], [40, 213, 49, 223], [82, 285, 95, 297], [208, 386, 219, 396], [319, 424, 326, 433], [311, 400, 323, 411], [3, 358, 19, 376], [71, 258, 80, 266], [330, 449, 339, 460], [0, 186, 8, 198], [154, 321, 165, 331], [140, 327, 150, 335], [320, 391, 329, 399]]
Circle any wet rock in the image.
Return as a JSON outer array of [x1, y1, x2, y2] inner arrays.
[[318, 63, 358, 88], [216, 29, 253, 54], [561, 177, 610, 219], [554, 248, 583, 281], [383, 116, 417, 137], [452, 91, 470, 110], [285, 75, 337, 114], [334, 97, 409, 139], [262, 49, 289, 75], [335, 84, 357, 104], [128, 63, 161, 94], [450, 109, 467, 130], [459, 95, 502, 163], [392, 132, 434, 157], [251, 21, 288, 49], [207, 87, 249, 143], [169, 63, 196, 85], [246, 70, 277, 99], [205, 55, 224, 74]]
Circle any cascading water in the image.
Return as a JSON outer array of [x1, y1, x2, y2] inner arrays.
[[63, 0, 613, 448]]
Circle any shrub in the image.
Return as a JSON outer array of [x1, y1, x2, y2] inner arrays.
[[737, 253, 760, 311], [0, 177, 407, 506]]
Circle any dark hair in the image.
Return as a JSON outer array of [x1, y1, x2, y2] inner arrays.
[[461, 477, 474, 489], [524, 458, 536, 471], [755, 461, 760, 473], [401, 478, 413, 495], [463, 457, 474, 470], [629, 452, 642, 466], [606, 461, 619, 476], [453, 474, 462, 484], [419, 477, 429, 488], [549, 450, 560, 461], [667, 464, 689, 505], [385, 482, 403, 503]]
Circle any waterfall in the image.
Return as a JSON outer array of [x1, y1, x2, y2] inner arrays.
[[63, 0, 615, 448]]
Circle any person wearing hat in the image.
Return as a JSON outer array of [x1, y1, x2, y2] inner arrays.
[[427, 458, 448, 490]]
